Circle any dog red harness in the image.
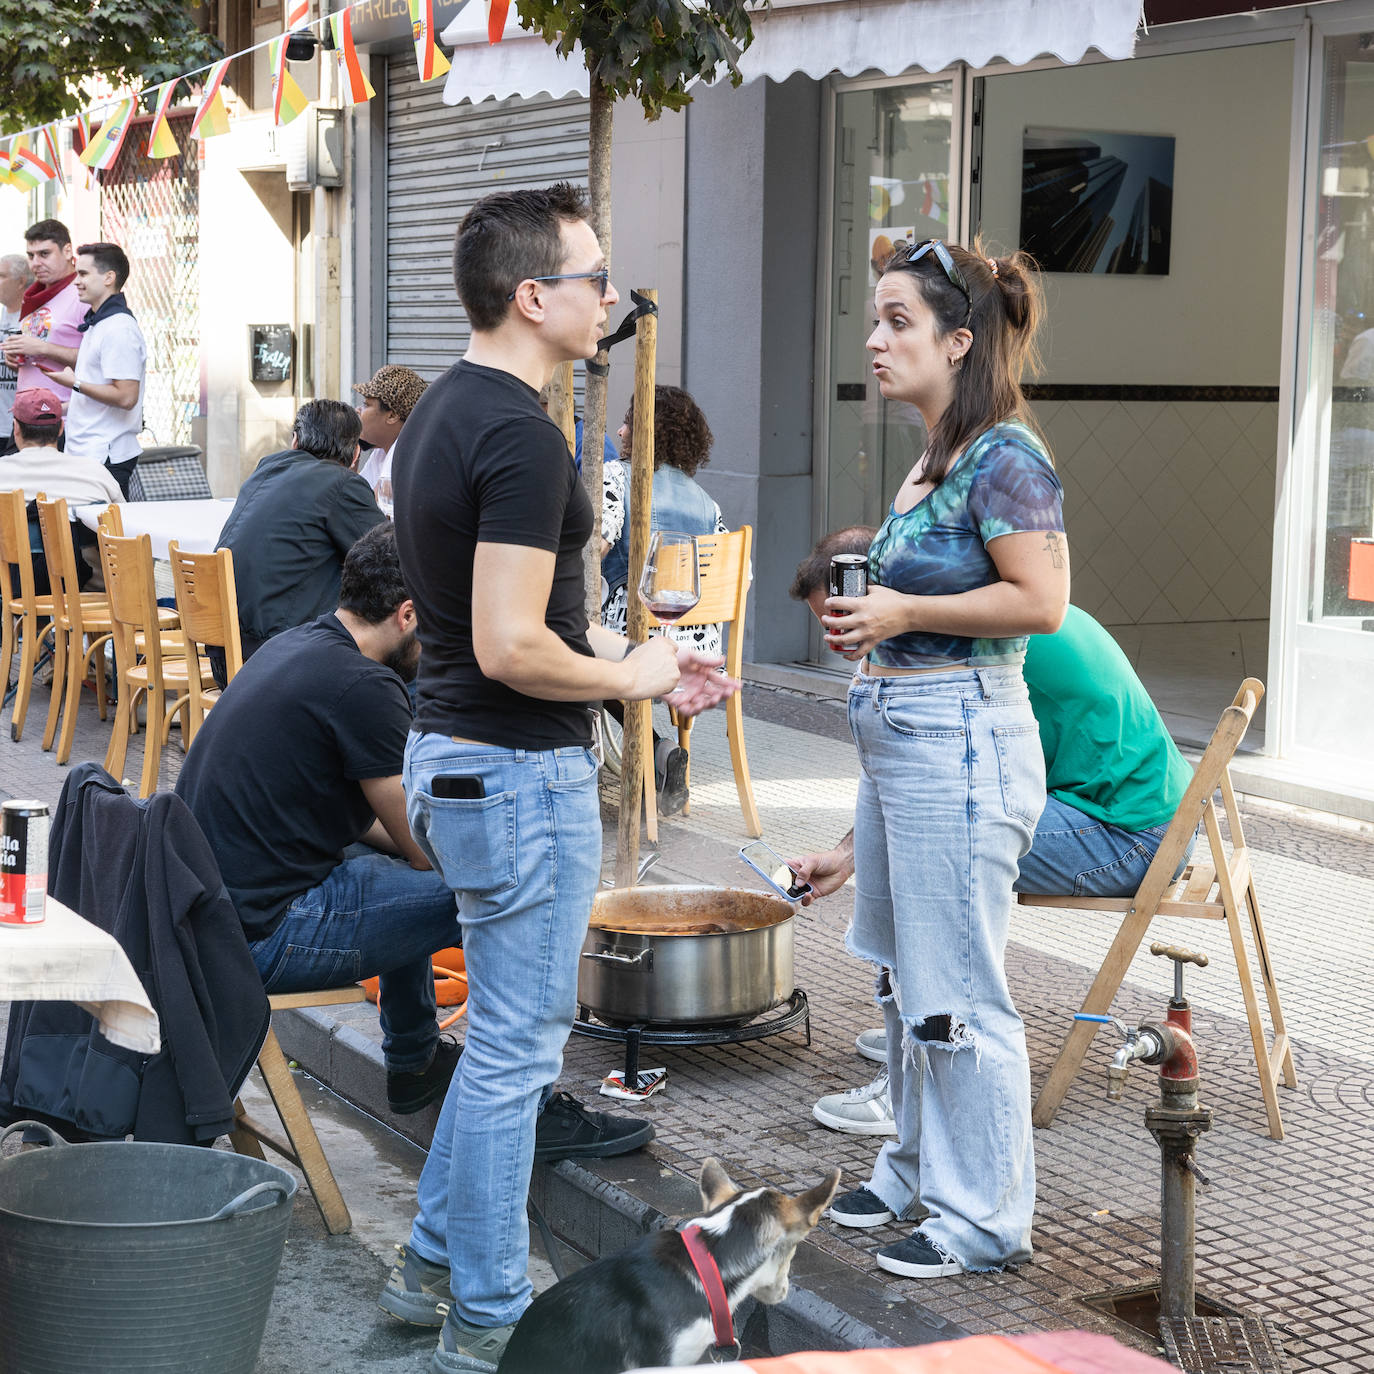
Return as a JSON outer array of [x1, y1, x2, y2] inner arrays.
[[680, 1224, 741, 1362]]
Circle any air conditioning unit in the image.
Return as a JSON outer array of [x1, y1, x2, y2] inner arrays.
[[285, 106, 344, 192]]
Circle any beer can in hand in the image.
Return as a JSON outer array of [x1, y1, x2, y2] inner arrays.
[[0, 800, 49, 926], [829, 553, 869, 600]]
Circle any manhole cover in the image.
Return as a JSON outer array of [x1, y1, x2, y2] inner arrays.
[[1159, 1315, 1290, 1373]]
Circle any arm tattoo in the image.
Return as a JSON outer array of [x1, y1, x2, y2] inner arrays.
[[1044, 532, 1066, 569]]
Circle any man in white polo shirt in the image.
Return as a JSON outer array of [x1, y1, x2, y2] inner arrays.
[[39, 242, 146, 497]]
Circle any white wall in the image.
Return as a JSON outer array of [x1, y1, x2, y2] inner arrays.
[[979, 42, 1292, 385]]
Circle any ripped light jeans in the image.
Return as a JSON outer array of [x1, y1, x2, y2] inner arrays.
[[848, 665, 1042, 1270]]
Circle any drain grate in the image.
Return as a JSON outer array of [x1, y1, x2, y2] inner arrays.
[[1160, 1315, 1291, 1373]]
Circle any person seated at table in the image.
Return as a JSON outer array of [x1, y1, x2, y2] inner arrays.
[[215, 398, 384, 682], [175, 523, 463, 1115], [0, 386, 121, 595], [787, 527, 1198, 1137]]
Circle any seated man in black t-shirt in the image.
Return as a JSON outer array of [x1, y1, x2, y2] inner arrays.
[[175, 523, 463, 1116]]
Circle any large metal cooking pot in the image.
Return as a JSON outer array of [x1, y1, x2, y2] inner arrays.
[[578, 884, 796, 1027]]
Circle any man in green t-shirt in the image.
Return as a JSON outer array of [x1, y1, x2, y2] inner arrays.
[[786, 529, 1197, 1136]]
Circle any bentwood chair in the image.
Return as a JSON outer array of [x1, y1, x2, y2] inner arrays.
[[167, 540, 244, 745], [654, 526, 761, 841], [34, 495, 115, 763], [98, 530, 213, 797], [1021, 678, 1295, 1139], [0, 487, 63, 743]]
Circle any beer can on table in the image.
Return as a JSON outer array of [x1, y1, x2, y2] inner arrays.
[[829, 553, 869, 600], [0, 800, 48, 926]]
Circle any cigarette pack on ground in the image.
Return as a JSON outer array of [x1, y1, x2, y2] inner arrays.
[[600, 1067, 667, 1100]]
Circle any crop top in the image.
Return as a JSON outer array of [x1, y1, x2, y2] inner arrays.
[[867, 421, 1064, 668]]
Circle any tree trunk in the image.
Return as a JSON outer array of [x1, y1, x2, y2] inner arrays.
[[581, 78, 614, 621]]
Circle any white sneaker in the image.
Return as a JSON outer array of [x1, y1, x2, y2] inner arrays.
[[855, 1027, 887, 1063], [812, 1071, 896, 1135]]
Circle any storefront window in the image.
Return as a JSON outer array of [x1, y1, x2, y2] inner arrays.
[[822, 82, 956, 537]]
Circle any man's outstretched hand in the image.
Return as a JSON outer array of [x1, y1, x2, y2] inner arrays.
[[665, 647, 739, 718]]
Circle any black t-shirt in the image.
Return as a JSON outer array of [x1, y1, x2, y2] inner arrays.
[[393, 359, 595, 749], [174, 614, 412, 939], [217, 448, 385, 652]]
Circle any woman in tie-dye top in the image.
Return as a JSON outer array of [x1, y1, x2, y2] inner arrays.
[[820, 241, 1069, 1281]]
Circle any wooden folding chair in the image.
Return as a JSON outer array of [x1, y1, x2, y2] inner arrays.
[[645, 526, 760, 842], [34, 495, 114, 763], [230, 987, 369, 1235], [98, 530, 208, 797], [167, 540, 243, 745], [1020, 678, 1295, 1139]]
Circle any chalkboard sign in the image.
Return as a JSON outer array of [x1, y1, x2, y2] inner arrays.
[[250, 325, 294, 383]]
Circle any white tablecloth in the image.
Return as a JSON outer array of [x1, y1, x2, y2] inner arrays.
[[72, 498, 235, 561], [0, 897, 160, 1054]]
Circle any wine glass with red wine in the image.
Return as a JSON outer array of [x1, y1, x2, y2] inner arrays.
[[638, 531, 701, 627]]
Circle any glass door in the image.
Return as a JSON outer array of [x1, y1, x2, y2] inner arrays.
[[815, 79, 958, 661], [1279, 28, 1374, 783]]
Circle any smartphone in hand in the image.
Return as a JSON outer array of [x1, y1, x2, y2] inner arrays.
[[739, 840, 813, 901]]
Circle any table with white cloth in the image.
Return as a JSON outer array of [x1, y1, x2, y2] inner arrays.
[[0, 897, 160, 1054], [71, 498, 235, 561]]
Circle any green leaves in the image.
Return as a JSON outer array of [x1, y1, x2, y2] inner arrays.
[[0, 0, 222, 131], [515, 0, 766, 119]]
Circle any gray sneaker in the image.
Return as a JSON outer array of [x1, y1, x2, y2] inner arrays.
[[377, 1243, 451, 1327], [431, 1308, 518, 1373], [855, 1027, 887, 1063], [812, 1070, 896, 1135]]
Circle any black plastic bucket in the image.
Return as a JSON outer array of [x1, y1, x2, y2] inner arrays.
[[0, 1121, 296, 1372]]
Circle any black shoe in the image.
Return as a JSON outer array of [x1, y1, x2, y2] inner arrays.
[[534, 1091, 655, 1161], [826, 1186, 896, 1229], [875, 1231, 965, 1278], [655, 741, 689, 817], [388, 1036, 462, 1115]]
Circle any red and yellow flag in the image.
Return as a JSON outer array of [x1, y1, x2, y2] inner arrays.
[[79, 96, 138, 171], [192, 58, 233, 139], [39, 126, 65, 190], [487, 0, 511, 43], [146, 81, 181, 159], [268, 36, 309, 126], [8, 147, 59, 191], [330, 8, 375, 104], [409, 0, 451, 82]]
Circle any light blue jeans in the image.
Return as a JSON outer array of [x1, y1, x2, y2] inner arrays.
[[248, 849, 461, 1073], [848, 666, 1041, 1271], [402, 730, 602, 1327], [1016, 795, 1196, 897]]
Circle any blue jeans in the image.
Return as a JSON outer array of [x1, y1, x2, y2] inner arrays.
[[402, 731, 602, 1327], [1016, 795, 1196, 896], [848, 666, 1041, 1271], [249, 849, 461, 1073]]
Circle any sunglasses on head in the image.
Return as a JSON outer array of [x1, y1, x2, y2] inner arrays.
[[890, 239, 972, 324], [506, 268, 611, 302]]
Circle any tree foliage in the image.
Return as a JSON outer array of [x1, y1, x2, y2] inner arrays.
[[515, 0, 765, 119], [0, 0, 221, 132]]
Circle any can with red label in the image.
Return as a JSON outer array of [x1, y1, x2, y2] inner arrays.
[[0, 800, 48, 926]]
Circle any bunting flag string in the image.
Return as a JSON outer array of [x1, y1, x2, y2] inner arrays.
[[487, 0, 511, 44], [409, 0, 451, 82], [191, 58, 233, 139], [0, 148, 12, 187], [146, 81, 182, 159], [78, 95, 138, 171], [9, 147, 60, 190], [40, 125, 65, 190], [287, 0, 310, 29], [268, 35, 309, 125], [330, 8, 376, 104]]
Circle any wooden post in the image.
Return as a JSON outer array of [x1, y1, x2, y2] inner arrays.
[[548, 360, 576, 454], [614, 287, 657, 888]]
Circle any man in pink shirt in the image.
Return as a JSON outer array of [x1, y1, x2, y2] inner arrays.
[[0, 220, 86, 404]]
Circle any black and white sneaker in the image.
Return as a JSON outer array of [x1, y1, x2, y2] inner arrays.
[[387, 1036, 462, 1115], [655, 740, 689, 817], [875, 1231, 965, 1278], [826, 1186, 896, 1229]]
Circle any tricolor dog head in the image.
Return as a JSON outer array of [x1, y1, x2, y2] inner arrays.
[[692, 1158, 841, 1305]]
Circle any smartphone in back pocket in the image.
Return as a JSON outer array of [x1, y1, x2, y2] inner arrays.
[[431, 775, 486, 800]]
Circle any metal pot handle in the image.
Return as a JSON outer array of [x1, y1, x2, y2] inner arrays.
[[581, 947, 654, 970], [0, 1120, 67, 1150], [210, 1180, 292, 1220]]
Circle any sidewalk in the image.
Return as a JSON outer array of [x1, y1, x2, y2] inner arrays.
[[4, 676, 1373, 1371]]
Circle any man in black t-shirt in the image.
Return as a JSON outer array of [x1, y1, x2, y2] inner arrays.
[[176, 524, 462, 1117], [384, 184, 737, 1371]]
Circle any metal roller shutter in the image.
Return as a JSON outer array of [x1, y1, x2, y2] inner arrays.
[[385, 52, 590, 380]]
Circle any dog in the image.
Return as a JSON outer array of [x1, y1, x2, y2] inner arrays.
[[498, 1159, 841, 1374]]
